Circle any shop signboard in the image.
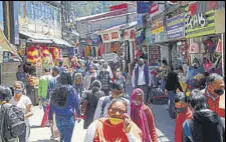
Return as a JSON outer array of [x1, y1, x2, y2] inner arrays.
[[185, 2, 216, 38], [166, 13, 185, 40], [151, 15, 166, 43], [137, 1, 152, 14], [101, 30, 121, 43], [124, 28, 136, 41], [13, 1, 19, 45], [149, 3, 165, 18], [145, 28, 152, 46]]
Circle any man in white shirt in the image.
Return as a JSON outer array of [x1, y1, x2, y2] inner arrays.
[[93, 82, 130, 120], [132, 58, 152, 104]]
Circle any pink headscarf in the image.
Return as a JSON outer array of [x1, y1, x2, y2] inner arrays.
[[130, 88, 151, 142]]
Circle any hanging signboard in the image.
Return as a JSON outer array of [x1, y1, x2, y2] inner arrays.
[[137, 1, 152, 14], [185, 2, 216, 38], [151, 15, 166, 43], [149, 3, 165, 18], [101, 30, 121, 43], [166, 13, 185, 40], [124, 28, 136, 41], [145, 28, 152, 46]]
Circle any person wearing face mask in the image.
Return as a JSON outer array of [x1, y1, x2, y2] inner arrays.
[[85, 99, 142, 142], [46, 66, 61, 140], [130, 88, 158, 142], [10, 81, 33, 142], [175, 92, 192, 142], [182, 89, 225, 142], [97, 63, 112, 96], [84, 65, 97, 90], [132, 58, 152, 104], [113, 68, 126, 93], [93, 82, 130, 120], [201, 73, 225, 118], [81, 80, 105, 129]]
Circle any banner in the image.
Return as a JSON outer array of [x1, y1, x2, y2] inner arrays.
[[151, 15, 166, 43], [166, 13, 185, 39], [185, 10, 216, 38], [137, 1, 152, 13]]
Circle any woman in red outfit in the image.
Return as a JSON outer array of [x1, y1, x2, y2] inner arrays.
[[174, 93, 192, 142], [130, 88, 158, 142]]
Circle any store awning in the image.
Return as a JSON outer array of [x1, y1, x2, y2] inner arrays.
[[20, 31, 74, 47], [0, 28, 17, 53]]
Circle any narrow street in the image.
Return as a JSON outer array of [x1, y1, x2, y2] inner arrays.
[[30, 104, 174, 142]]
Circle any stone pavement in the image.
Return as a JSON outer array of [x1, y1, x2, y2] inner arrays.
[[29, 103, 174, 142]]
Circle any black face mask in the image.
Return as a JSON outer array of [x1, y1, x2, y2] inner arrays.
[[176, 108, 186, 113], [214, 89, 224, 96]]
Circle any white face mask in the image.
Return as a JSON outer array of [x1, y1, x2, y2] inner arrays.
[[133, 100, 141, 106]]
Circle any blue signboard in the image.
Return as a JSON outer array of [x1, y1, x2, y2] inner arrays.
[[13, 1, 19, 45], [0, 1, 4, 31], [166, 13, 185, 40], [137, 1, 153, 13]]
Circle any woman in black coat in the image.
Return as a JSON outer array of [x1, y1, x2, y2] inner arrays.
[[82, 80, 105, 129]]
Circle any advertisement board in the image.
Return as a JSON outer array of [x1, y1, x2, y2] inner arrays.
[[166, 13, 185, 39], [151, 15, 166, 43], [137, 1, 152, 13]]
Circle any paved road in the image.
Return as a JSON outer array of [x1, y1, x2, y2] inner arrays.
[[29, 104, 174, 142]]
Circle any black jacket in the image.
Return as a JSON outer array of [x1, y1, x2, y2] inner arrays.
[[165, 71, 182, 91], [183, 109, 225, 142]]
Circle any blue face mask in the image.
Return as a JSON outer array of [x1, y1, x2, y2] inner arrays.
[[14, 89, 23, 95]]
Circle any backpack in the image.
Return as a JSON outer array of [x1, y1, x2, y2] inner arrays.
[[0, 104, 26, 141]]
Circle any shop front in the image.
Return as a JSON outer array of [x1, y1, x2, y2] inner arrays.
[[165, 7, 187, 67], [185, 1, 225, 76]]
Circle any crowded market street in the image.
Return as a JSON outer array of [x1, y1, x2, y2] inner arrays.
[[0, 1, 225, 142]]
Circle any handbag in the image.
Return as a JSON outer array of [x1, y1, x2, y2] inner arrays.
[[41, 105, 50, 128]]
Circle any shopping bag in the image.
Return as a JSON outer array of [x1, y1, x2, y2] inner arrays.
[[52, 113, 60, 138], [41, 105, 50, 128]]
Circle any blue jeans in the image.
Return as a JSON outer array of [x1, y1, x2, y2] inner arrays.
[[161, 79, 166, 92], [168, 90, 176, 119], [56, 115, 75, 142]]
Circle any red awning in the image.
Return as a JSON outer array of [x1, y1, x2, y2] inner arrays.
[[110, 3, 128, 11]]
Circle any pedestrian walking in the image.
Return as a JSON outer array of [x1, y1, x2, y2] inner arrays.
[[132, 58, 152, 104], [38, 68, 52, 112], [48, 71, 81, 142], [93, 82, 130, 120], [130, 88, 158, 142], [72, 66, 84, 97], [97, 63, 111, 96], [81, 80, 105, 129], [0, 86, 26, 142], [202, 73, 225, 118], [165, 66, 183, 119], [183, 89, 225, 142], [10, 81, 33, 142], [84, 65, 97, 90], [158, 59, 170, 92], [175, 92, 192, 142], [113, 68, 126, 93], [84, 99, 142, 142]]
